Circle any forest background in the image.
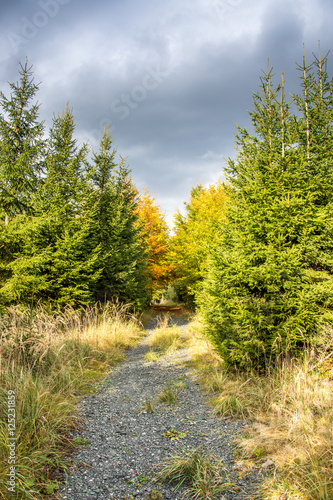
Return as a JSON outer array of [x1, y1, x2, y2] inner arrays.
[[1, 46, 333, 367]]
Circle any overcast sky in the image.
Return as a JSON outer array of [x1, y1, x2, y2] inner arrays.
[[1, 0, 332, 226]]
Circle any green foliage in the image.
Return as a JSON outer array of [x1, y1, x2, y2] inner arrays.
[[199, 47, 333, 368], [0, 60, 44, 222], [162, 428, 187, 439], [0, 105, 101, 306], [141, 397, 155, 413], [88, 139, 150, 309], [0, 64, 150, 309], [158, 384, 179, 404]]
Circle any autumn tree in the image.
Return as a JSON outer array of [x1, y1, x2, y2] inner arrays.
[[170, 181, 230, 305], [136, 189, 172, 299]]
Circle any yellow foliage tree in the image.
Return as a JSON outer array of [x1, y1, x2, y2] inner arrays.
[[136, 189, 173, 298], [170, 181, 231, 304]]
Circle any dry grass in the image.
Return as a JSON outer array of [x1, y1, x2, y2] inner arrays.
[[0, 302, 144, 499], [236, 354, 333, 499], [156, 447, 230, 499], [184, 316, 223, 374], [187, 316, 333, 500], [146, 315, 186, 353]]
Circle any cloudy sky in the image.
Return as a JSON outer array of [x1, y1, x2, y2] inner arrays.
[[0, 0, 332, 226]]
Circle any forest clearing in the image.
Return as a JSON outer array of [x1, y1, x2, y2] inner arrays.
[[1, 44, 333, 499]]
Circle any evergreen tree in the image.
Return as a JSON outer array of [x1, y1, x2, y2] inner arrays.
[[0, 63, 150, 309], [38, 106, 100, 305], [86, 128, 118, 300], [293, 44, 333, 329], [199, 52, 333, 369], [293, 43, 333, 206], [0, 60, 45, 300], [0, 106, 100, 306], [87, 131, 149, 309], [41, 104, 89, 218], [0, 60, 44, 223], [100, 156, 149, 310]]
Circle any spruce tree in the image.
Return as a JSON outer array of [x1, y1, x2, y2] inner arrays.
[[87, 131, 149, 309], [0, 60, 45, 301], [0, 60, 44, 222], [293, 43, 333, 205], [293, 43, 333, 327], [86, 128, 118, 300], [0, 106, 100, 306], [199, 52, 333, 369], [111, 156, 149, 309], [39, 106, 100, 305]]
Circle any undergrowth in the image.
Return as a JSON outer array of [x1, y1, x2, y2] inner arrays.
[[0, 302, 143, 499], [187, 316, 333, 500]]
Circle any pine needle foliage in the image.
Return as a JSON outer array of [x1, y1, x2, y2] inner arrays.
[[0, 64, 150, 309], [199, 45, 333, 368], [0, 60, 44, 223], [87, 137, 150, 309]]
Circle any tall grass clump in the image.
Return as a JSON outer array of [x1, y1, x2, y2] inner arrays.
[[147, 315, 186, 353], [156, 447, 230, 499], [235, 347, 333, 499], [0, 302, 143, 499], [188, 316, 333, 499]]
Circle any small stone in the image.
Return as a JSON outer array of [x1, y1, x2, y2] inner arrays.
[[261, 458, 274, 469]]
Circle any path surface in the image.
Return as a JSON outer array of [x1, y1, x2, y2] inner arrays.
[[57, 313, 262, 500]]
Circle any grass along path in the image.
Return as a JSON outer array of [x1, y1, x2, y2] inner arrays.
[[0, 303, 144, 500]]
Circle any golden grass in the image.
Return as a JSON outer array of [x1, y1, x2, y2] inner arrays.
[[184, 316, 223, 374], [186, 315, 333, 500], [236, 355, 333, 499], [0, 302, 144, 499], [146, 315, 186, 353]]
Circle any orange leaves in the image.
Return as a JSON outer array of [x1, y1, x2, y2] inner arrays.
[[136, 189, 172, 296]]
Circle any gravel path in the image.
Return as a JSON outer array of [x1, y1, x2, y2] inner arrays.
[[57, 314, 263, 500]]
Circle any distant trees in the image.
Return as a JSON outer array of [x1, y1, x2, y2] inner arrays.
[[198, 45, 333, 368], [0, 62, 149, 309]]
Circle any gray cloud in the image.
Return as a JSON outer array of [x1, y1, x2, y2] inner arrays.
[[0, 0, 332, 226]]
